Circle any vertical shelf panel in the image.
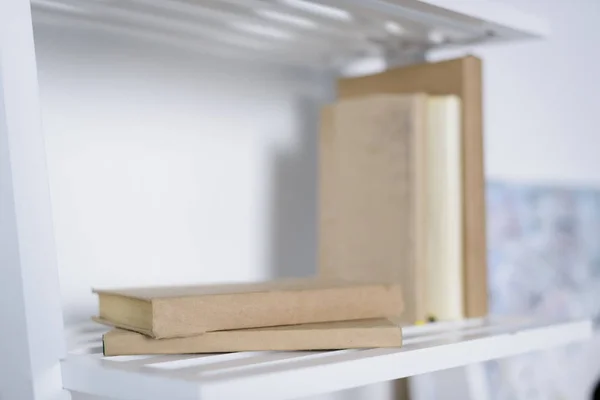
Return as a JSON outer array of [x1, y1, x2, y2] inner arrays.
[[0, 1, 66, 399]]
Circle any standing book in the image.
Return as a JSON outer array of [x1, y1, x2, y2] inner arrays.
[[319, 94, 429, 323], [336, 56, 486, 319], [319, 94, 464, 323]]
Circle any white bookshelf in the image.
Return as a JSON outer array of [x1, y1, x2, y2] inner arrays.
[[0, 1, 582, 400], [28, 0, 549, 70], [63, 318, 591, 400]]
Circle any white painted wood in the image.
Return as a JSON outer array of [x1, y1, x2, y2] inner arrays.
[[465, 362, 492, 400], [62, 318, 591, 400], [28, 0, 549, 72], [409, 0, 550, 38], [0, 1, 66, 399]]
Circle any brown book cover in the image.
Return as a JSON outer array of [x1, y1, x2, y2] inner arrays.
[[319, 94, 428, 323], [94, 278, 403, 338], [101, 318, 402, 356], [336, 56, 487, 318]]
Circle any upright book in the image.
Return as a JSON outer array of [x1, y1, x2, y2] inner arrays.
[[336, 56, 487, 319], [94, 278, 403, 338], [319, 94, 464, 323], [319, 94, 428, 323]]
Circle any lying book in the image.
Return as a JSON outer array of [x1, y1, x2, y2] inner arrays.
[[101, 318, 403, 356], [94, 278, 403, 338]]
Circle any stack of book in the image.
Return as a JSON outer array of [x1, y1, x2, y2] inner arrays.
[[94, 278, 404, 356]]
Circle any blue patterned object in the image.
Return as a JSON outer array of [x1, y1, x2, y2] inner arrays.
[[485, 181, 600, 400]]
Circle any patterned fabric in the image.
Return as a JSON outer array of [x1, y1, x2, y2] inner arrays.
[[486, 181, 600, 400]]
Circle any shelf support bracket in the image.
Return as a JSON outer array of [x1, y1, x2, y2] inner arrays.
[[0, 1, 67, 399]]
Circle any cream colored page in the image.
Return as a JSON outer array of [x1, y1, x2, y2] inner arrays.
[[426, 96, 463, 320]]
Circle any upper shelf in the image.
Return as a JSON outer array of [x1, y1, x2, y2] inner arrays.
[[62, 317, 590, 400], [30, 0, 549, 71]]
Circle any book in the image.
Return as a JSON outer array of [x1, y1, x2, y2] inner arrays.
[[94, 278, 403, 338], [319, 94, 428, 323], [318, 94, 464, 323], [336, 56, 487, 319], [426, 96, 463, 321], [101, 318, 402, 356]]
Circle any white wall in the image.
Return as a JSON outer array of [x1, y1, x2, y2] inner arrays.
[[34, 24, 330, 327], [429, 0, 600, 187], [481, 0, 600, 186]]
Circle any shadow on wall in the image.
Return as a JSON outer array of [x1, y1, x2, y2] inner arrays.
[[269, 92, 332, 279]]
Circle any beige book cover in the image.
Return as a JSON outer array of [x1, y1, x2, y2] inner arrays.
[[337, 56, 487, 318], [94, 278, 403, 339], [319, 94, 428, 324], [101, 318, 402, 356], [426, 96, 464, 321]]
